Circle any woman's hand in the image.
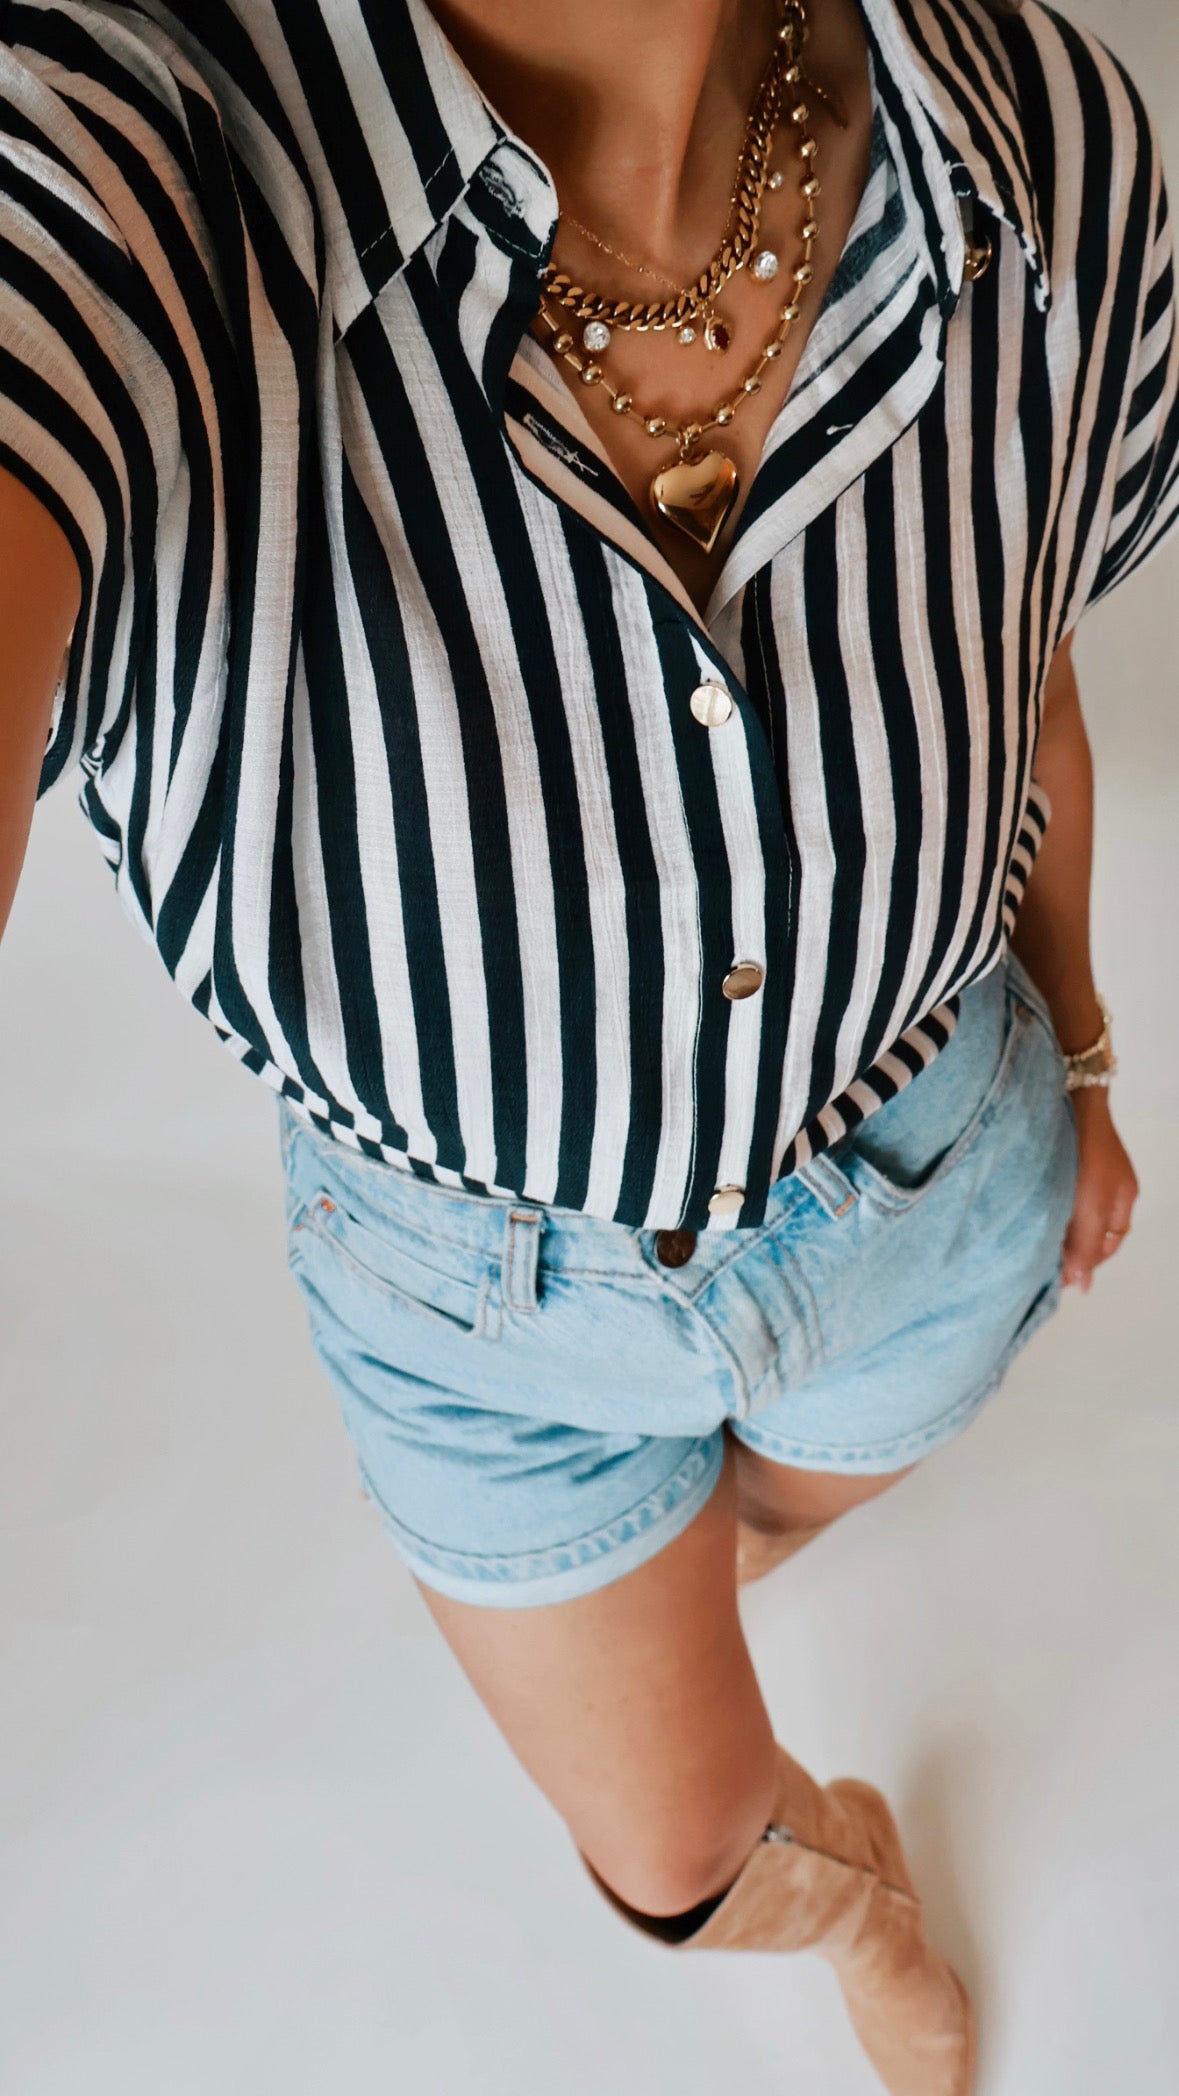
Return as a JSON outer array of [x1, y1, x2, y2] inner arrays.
[[1061, 1088, 1139, 1292], [1006, 633, 1140, 1296]]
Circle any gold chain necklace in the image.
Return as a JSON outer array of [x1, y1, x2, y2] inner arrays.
[[534, 0, 846, 552], [558, 57, 848, 347], [543, 26, 787, 355]]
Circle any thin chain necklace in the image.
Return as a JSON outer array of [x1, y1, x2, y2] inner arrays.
[[533, 0, 847, 552], [559, 211, 724, 315]]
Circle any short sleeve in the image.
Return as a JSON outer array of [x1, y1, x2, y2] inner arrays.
[[0, 6, 183, 798], [1086, 149, 1179, 610]]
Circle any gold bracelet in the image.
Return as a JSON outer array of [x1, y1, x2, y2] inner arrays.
[[1063, 993, 1116, 1091]]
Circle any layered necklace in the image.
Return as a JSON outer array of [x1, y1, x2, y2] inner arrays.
[[533, 0, 847, 553]]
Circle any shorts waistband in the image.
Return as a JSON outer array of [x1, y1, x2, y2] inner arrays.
[[278, 949, 1034, 1275]]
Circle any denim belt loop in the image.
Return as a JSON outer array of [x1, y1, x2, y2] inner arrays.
[[797, 1150, 860, 1220], [502, 1206, 542, 1313]]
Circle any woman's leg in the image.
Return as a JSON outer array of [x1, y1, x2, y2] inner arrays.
[[729, 1435, 919, 1584], [732, 1435, 919, 1540], [414, 1424, 976, 2096], [415, 1429, 779, 1918]]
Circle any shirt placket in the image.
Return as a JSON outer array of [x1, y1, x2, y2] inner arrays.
[[459, 134, 968, 1232]]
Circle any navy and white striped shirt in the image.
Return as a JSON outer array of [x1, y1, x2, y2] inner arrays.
[[2, 0, 1177, 1230]]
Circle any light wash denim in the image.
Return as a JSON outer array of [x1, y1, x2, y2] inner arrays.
[[277, 947, 1078, 1609]]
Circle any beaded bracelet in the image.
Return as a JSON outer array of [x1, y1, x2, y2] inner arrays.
[[1063, 993, 1117, 1091]]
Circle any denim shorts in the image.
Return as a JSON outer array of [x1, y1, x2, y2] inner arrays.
[[277, 947, 1078, 1610]]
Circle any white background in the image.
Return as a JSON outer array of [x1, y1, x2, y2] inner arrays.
[[1, 4, 1177, 2090]]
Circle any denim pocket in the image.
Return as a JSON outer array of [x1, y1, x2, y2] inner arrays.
[[287, 1187, 493, 1337], [848, 988, 1032, 1213]]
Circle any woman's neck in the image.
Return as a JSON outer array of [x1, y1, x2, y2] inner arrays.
[[426, 0, 779, 274]]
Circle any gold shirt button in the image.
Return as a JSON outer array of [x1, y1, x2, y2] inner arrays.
[[689, 680, 734, 727], [707, 1184, 745, 1217], [963, 231, 992, 282], [722, 961, 765, 1000]]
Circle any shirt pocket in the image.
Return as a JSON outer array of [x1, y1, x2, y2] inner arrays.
[[288, 1184, 493, 1339]]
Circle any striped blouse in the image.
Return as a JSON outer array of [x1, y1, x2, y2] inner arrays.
[[2, 0, 1177, 1232]]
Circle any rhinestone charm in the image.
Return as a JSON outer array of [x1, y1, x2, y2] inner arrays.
[[582, 320, 612, 354], [751, 248, 780, 282], [767, 170, 785, 191], [678, 325, 697, 346]]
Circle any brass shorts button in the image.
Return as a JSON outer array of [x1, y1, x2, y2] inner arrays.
[[707, 1185, 745, 1217], [654, 1227, 697, 1267], [689, 680, 734, 727], [722, 961, 764, 1000]]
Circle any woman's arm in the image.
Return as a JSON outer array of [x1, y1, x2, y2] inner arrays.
[[1009, 633, 1139, 1290], [0, 462, 82, 945]]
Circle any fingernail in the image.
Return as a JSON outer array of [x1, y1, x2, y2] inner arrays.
[[1080, 1271, 1093, 1295]]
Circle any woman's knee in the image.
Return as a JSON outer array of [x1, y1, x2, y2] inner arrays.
[[416, 1450, 777, 1919], [578, 1757, 776, 1917]]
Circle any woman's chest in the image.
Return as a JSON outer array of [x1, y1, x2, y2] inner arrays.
[[524, 91, 880, 618], [330, 317, 1061, 839], [304, 227, 1091, 880]]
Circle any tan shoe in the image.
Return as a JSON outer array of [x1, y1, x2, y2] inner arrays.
[[586, 1740, 976, 2096]]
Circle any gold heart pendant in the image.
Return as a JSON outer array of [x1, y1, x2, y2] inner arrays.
[[651, 449, 740, 554]]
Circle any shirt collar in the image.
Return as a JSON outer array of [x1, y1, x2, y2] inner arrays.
[[266, 0, 554, 339], [861, 0, 1051, 313], [307, 0, 1050, 338]]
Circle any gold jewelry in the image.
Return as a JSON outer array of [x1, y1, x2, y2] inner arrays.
[[544, 0, 845, 356], [553, 46, 839, 343], [536, 0, 844, 551], [1063, 993, 1117, 1091], [544, 5, 817, 356], [559, 215, 691, 303]]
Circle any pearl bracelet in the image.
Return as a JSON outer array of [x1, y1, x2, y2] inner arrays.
[[1063, 993, 1116, 1092]]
